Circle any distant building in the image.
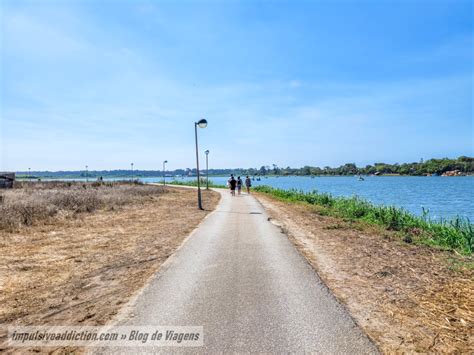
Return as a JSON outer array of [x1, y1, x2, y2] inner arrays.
[[0, 172, 15, 188]]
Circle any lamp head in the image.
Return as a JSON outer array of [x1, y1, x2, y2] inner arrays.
[[197, 118, 208, 128], [205, 150, 209, 155], [164, 160, 168, 164]]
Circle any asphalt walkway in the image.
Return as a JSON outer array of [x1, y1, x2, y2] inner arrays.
[[96, 188, 377, 353]]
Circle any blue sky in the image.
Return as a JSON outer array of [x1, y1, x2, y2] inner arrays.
[[1, 0, 472, 171]]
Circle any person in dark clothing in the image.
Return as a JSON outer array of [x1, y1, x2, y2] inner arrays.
[[228, 176, 237, 196], [237, 176, 243, 195]]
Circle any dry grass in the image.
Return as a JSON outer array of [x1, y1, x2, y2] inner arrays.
[[0, 183, 220, 353], [255, 192, 474, 354], [0, 181, 165, 231]]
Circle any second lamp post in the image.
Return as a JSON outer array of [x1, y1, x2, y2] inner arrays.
[[163, 160, 168, 185]]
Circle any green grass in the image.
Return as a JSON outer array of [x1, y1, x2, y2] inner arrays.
[[168, 179, 227, 189], [255, 185, 473, 255]]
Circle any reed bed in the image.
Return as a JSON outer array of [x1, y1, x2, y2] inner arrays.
[[0, 181, 165, 231], [255, 186, 473, 255]]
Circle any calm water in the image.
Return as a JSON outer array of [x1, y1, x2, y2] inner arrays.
[[153, 175, 473, 221]]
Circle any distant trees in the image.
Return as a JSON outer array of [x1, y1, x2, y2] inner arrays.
[[19, 157, 474, 179], [258, 157, 473, 176]]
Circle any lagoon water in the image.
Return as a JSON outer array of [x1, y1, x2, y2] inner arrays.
[[149, 175, 473, 221]]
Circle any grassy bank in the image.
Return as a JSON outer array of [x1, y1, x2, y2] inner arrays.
[[255, 186, 473, 255], [255, 192, 473, 353], [169, 179, 227, 188]]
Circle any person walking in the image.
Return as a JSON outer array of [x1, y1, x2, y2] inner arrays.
[[237, 176, 243, 195], [227, 174, 233, 190], [228, 174, 237, 196], [245, 175, 252, 194]]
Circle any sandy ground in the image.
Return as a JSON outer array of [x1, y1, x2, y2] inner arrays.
[[0, 186, 219, 353], [255, 193, 473, 354]]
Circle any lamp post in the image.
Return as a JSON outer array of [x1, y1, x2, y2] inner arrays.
[[85, 165, 88, 182], [204, 150, 210, 189], [163, 160, 168, 186], [194, 119, 208, 209], [131, 163, 134, 181], [28, 168, 31, 181]]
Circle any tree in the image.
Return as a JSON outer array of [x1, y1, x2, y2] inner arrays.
[[272, 164, 280, 175]]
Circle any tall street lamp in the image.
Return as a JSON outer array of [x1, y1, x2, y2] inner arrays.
[[85, 165, 88, 182], [204, 150, 210, 190], [194, 118, 208, 210], [131, 163, 134, 181], [28, 168, 31, 181], [163, 160, 168, 186]]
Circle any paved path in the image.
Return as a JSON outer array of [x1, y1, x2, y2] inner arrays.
[[98, 189, 377, 353]]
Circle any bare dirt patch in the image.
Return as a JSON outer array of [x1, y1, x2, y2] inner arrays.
[[255, 193, 473, 354], [0, 184, 219, 353]]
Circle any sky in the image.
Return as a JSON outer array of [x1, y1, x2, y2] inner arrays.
[[0, 0, 473, 171]]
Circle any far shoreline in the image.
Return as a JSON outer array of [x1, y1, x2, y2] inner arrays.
[[14, 173, 474, 181]]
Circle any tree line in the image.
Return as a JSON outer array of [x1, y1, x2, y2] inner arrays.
[[17, 156, 473, 178], [252, 156, 474, 176]]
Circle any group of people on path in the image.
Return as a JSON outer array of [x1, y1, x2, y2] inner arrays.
[[227, 174, 251, 196]]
